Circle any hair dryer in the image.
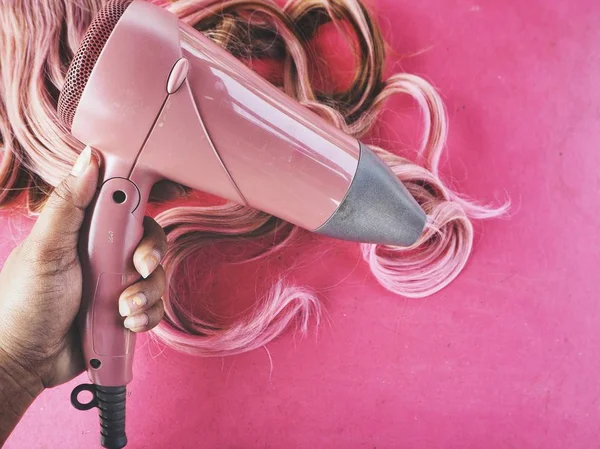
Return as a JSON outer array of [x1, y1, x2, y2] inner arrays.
[[57, 1, 426, 447]]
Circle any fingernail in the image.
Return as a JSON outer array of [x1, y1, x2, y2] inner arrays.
[[71, 146, 92, 177], [124, 313, 149, 330], [119, 293, 147, 317], [139, 249, 161, 279]]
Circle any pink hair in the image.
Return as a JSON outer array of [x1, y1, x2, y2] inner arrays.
[[0, 0, 507, 356]]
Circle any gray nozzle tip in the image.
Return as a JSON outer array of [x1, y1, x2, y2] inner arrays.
[[316, 143, 426, 246]]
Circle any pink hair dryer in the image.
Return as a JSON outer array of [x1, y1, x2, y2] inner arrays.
[[57, 1, 425, 447]]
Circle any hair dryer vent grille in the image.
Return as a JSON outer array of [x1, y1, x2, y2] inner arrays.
[[58, 0, 133, 129]]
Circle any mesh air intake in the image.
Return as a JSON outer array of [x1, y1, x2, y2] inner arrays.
[[57, 0, 134, 129]]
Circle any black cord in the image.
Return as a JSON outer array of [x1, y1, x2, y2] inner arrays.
[[71, 384, 128, 449]]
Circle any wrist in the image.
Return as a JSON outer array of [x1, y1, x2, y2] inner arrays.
[[0, 346, 44, 443], [0, 344, 44, 396]]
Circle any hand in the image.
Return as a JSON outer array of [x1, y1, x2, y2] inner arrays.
[[0, 147, 167, 392]]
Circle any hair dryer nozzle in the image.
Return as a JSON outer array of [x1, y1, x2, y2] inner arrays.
[[316, 144, 426, 246]]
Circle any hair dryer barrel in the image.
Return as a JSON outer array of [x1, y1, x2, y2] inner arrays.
[[173, 23, 427, 245]]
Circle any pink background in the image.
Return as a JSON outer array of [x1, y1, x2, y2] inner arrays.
[[2, 0, 600, 447]]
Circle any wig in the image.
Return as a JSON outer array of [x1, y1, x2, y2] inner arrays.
[[0, 0, 507, 356]]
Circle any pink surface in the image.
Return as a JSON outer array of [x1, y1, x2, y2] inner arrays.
[[2, 0, 600, 447]]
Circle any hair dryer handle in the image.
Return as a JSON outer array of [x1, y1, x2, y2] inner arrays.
[[78, 177, 145, 386]]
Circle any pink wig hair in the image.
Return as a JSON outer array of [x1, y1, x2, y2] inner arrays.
[[0, 0, 507, 356]]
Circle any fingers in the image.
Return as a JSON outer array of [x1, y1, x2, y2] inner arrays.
[[29, 146, 99, 246], [132, 217, 168, 279], [119, 265, 166, 332], [121, 216, 168, 332], [119, 265, 165, 317], [123, 299, 165, 333]]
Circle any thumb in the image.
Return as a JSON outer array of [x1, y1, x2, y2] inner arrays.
[[29, 146, 99, 247]]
